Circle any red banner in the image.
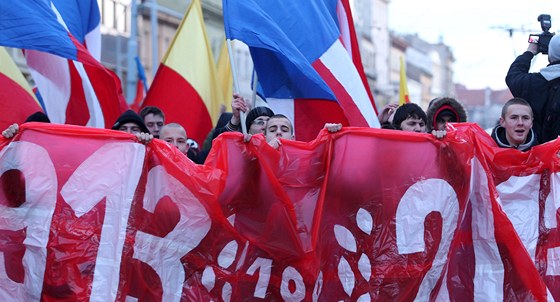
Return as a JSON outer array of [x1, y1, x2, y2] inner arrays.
[[0, 122, 557, 301]]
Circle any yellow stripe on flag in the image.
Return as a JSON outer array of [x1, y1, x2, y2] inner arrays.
[[217, 39, 233, 112], [398, 56, 410, 105], [163, 0, 224, 125], [0, 47, 38, 103]]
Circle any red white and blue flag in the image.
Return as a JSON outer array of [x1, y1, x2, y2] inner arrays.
[[223, 0, 380, 141], [131, 57, 149, 112], [0, 0, 128, 128]]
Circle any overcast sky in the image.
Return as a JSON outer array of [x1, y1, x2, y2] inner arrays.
[[388, 0, 560, 90]]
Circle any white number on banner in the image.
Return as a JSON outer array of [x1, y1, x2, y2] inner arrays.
[[0, 142, 57, 301], [246, 257, 273, 298], [132, 166, 211, 302], [280, 266, 305, 302], [396, 178, 459, 301], [61, 143, 145, 302]]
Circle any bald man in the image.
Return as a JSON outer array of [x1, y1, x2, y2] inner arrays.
[[160, 123, 189, 155]]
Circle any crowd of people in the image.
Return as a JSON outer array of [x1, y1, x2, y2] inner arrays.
[[4, 34, 560, 157]]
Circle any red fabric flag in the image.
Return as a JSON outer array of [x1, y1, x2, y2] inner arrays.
[[130, 79, 145, 112], [0, 48, 43, 129], [0, 123, 557, 300], [130, 57, 148, 112]]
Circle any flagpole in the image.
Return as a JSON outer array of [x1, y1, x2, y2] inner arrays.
[[251, 69, 258, 109], [126, 0, 139, 104], [150, 0, 158, 78], [226, 39, 247, 135]]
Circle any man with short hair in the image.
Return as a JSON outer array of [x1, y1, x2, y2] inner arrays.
[[391, 103, 427, 133], [139, 106, 165, 138], [262, 114, 342, 149], [160, 123, 203, 163], [264, 114, 295, 149], [160, 123, 189, 155], [491, 97, 537, 151]]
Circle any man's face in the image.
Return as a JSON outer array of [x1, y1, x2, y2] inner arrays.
[[144, 113, 164, 138], [436, 115, 454, 131], [249, 116, 270, 135], [160, 127, 189, 155], [265, 117, 294, 142], [119, 122, 142, 134], [500, 104, 533, 146], [399, 117, 426, 133]]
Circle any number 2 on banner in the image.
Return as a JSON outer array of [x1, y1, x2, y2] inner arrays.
[[396, 178, 459, 301]]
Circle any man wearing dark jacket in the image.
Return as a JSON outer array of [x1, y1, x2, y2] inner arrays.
[[506, 34, 560, 143], [491, 98, 538, 151]]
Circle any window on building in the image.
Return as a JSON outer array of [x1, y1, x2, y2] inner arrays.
[[102, 0, 115, 29], [100, 0, 130, 35]]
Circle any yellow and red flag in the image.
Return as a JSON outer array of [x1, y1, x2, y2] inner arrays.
[[0, 47, 43, 129], [399, 56, 410, 105], [141, 0, 224, 144]]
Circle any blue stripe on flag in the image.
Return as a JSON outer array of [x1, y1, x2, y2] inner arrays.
[[223, 0, 340, 100], [51, 0, 101, 44], [0, 0, 79, 59]]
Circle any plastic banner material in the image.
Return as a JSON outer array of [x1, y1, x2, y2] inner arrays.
[[0, 122, 557, 301]]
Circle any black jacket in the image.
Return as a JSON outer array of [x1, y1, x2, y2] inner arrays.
[[491, 125, 538, 152], [506, 51, 560, 142]]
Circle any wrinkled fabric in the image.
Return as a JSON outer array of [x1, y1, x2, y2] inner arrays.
[[0, 122, 558, 301]]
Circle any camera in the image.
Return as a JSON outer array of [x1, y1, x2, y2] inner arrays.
[[528, 14, 555, 54]]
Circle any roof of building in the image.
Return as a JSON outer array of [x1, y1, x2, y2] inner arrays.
[[454, 84, 513, 107]]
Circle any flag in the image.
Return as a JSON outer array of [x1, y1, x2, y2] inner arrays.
[[224, 0, 380, 142], [334, 0, 378, 115], [0, 47, 43, 129], [0, 123, 554, 300], [0, 0, 128, 128], [142, 0, 224, 145], [130, 57, 149, 112], [49, 0, 101, 58], [289, 0, 380, 141], [399, 56, 410, 105], [0, 0, 89, 61], [217, 40, 233, 112]]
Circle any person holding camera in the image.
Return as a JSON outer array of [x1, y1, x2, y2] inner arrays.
[[505, 31, 560, 143]]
